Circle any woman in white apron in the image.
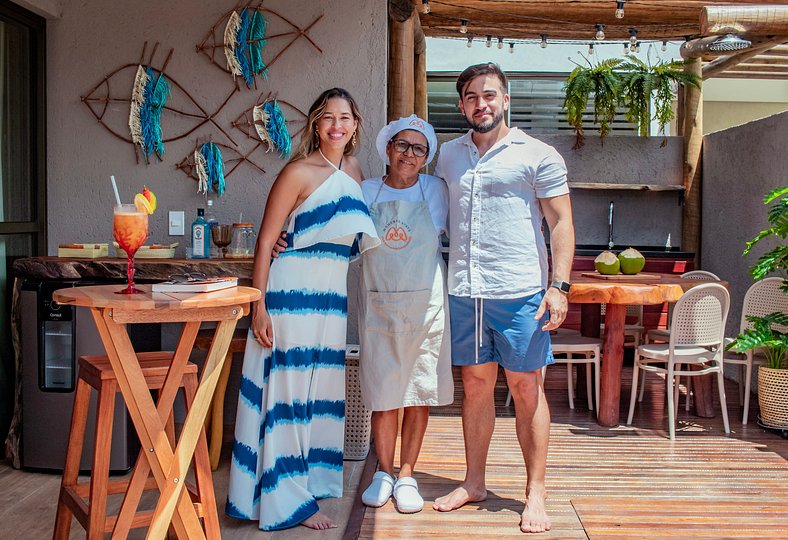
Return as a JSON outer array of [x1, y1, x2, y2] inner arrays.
[[359, 115, 453, 514]]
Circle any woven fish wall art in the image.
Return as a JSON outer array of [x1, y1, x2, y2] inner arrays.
[[253, 99, 291, 158], [128, 65, 171, 163]]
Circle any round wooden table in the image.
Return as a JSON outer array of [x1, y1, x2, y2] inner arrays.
[[53, 284, 260, 540], [568, 271, 724, 427]]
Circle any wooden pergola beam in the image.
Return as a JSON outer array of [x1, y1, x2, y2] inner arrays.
[[702, 5, 788, 36], [702, 37, 788, 79]]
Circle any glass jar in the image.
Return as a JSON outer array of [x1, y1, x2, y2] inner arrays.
[[227, 223, 256, 258]]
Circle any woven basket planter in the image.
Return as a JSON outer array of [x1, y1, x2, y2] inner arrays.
[[758, 367, 788, 429]]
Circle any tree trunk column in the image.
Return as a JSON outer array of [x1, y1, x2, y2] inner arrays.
[[388, 9, 415, 122], [681, 57, 703, 258]]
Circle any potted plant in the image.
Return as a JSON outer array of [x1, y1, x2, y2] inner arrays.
[[618, 55, 701, 146], [726, 185, 788, 428], [563, 57, 623, 149]]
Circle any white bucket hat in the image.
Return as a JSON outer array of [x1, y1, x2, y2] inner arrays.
[[375, 114, 438, 166]]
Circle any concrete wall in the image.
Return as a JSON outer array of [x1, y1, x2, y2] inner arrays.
[[43, 0, 387, 345], [702, 110, 788, 383], [705, 102, 788, 135], [435, 133, 684, 248]]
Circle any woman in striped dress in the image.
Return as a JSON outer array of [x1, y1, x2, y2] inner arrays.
[[226, 88, 379, 531]]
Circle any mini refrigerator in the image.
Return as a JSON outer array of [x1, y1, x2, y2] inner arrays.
[[20, 279, 160, 472]]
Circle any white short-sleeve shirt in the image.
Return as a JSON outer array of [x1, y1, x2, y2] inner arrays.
[[361, 174, 449, 236], [435, 128, 569, 299]]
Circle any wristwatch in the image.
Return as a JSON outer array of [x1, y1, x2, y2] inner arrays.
[[550, 280, 571, 294]]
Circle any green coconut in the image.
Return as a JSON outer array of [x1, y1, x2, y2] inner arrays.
[[618, 247, 646, 274], [594, 250, 620, 275]]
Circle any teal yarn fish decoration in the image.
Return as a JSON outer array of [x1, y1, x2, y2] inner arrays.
[[253, 99, 291, 158], [194, 142, 226, 196], [224, 7, 267, 88], [129, 65, 170, 163], [248, 10, 268, 79]]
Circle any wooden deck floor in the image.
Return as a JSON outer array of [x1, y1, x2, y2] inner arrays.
[[357, 365, 788, 539], [2, 365, 787, 539]]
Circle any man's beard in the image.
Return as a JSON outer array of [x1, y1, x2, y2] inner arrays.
[[466, 109, 504, 133]]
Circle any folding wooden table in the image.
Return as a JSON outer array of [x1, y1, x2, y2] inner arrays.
[[53, 284, 261, 539]]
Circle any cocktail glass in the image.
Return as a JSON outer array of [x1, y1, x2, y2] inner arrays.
[[211, 223, 232, 258], [113, 204, 149, 294]]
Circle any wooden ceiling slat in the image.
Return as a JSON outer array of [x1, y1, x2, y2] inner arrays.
[[421, 1, 788, 80], [713, 71, 788, 79]]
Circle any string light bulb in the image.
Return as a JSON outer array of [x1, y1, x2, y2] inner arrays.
[[588, 43, 594, 55], [509, 42, 514, 54], [466, 36, 473, 48], [421, 0, 430, 14], [661, 40, 668, 52], [595, 24, 606, 41], [615, 1, 625, 19], [635, 41, 641, 53], [497, 36, 504, 49], [485, 35, 492, 48], [540, 34, 548, 48], [459, 19, 468, 34], [628, 28, 638, 45]]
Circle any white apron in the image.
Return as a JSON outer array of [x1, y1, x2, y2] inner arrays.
[[359, 176, 453, 411]]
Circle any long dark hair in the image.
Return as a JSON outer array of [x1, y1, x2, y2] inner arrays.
[[290, 88, 363, 162]]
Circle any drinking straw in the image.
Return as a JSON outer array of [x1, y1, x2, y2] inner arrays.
[[110, 175, 122, 206]]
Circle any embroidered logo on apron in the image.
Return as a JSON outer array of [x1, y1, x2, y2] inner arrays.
[[382, 218, 413, 250]]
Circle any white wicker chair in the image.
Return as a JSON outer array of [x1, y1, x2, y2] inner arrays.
[[642, 270, 722, 409], [505, 334, 601, 414], [723, 277, 788, 425], [626, 283, 730, 440]]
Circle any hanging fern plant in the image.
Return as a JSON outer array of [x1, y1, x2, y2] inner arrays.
[[563, 57, 623, 149], [619, 55, 701, 145]]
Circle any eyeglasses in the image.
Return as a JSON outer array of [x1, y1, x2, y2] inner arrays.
[[389, 139, 428, 158], [167, 272, 208, 283]]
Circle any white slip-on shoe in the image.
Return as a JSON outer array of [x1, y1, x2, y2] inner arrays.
[[393, 476, 424, 513], [362, 471, 395, 507]]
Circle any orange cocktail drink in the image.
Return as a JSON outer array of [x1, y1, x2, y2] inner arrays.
[[114, 204, 149, 294]]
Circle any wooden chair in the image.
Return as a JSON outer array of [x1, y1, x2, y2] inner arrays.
[[626, 283, 731, 440], [53, 352, 214, 539], [723, 277, 788, 425], [193, 327, 248, 470], [506, 334, 602, 414]]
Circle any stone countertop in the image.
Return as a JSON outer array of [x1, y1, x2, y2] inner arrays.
[[12, 256, 255, 282]]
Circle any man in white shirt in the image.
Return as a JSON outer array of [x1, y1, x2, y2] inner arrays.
[[432, 63, 575, 534]]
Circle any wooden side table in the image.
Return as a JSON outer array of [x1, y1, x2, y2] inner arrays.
[[569, 272, 726, 427], [52, 284, 261, 539]]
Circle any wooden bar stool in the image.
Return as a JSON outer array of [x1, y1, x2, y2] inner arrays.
[[53, 352, 215, 539], [194, 327, 248, 470]]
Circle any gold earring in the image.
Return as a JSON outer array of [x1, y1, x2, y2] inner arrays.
[[352, 132, 358, 147]]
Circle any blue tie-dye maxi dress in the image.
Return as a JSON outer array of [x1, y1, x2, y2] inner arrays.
[[226, 168, 379, 531]]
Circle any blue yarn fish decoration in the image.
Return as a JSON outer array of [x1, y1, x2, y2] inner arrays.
[[129, 65, 170, 163], [264, 100, 291, 158], [224, 8, 267, 87], [195, 142, 226, 196]]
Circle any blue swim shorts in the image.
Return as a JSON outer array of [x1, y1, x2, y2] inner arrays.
[[448, 291, 554, 373]]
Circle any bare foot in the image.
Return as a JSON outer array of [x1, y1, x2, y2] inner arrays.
[[301, 511, 337, 530], [520, 489, 551, 533], [432, 484, 487, 512]]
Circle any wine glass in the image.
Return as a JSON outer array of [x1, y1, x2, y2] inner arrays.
[[211, 223, 232, 258], [113, 204, 149, 294]]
